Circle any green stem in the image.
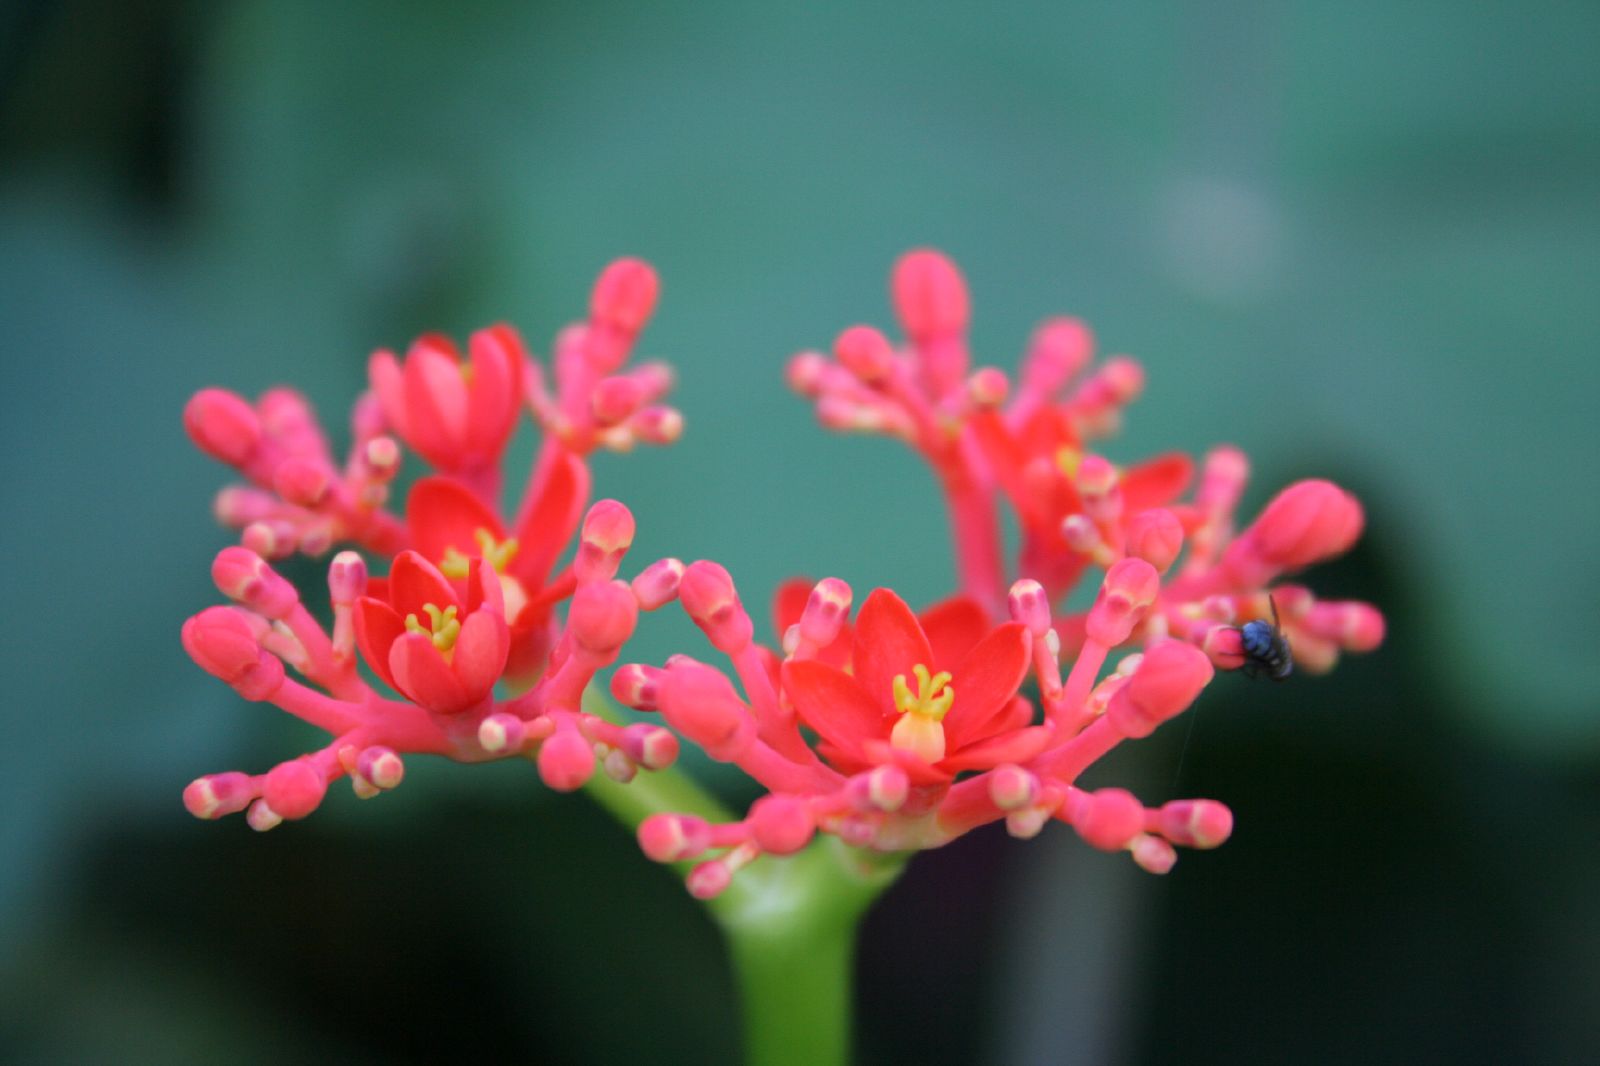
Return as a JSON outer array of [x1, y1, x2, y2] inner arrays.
[[580, 694, 908, 1064], [717, 839, 906, 1066]]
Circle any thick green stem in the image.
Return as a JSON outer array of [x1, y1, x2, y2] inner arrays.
[[580, 694, 907, 1064], [717, 839, 905, 1066]]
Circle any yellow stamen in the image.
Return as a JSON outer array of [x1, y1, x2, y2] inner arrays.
[[889, 664, 954, 763], [404, 603, 460, 656], [440, 527, 520, 579], [1055, 446, 1082, 479]]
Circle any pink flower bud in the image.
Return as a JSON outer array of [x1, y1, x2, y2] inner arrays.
[[657, 661, 754, 762], [786, 351, 829, 396], [638, 813, 711, 862], [1125, 509, 1184, 574], [569, 581, 639, 653], [1242, 479, 1364, 571], [631, 558, 684, 611], [212, 547, 299, 619], [271, 456, 331, 506], [183, 772, 255, 820], [687, 859, 733, 900], [1075, 454, 1118, 497], [327, 551, 368, 605], [263, 760, 327, 820], [1130, 834, 1177, 874], [1107, 640, 1213, 738], [1201, 624, 1247, 670], [968, 367, 1009, 407], [1007, 579, 1052, 637], [610, 663, 664, 711], [183, 388, 260, 465], [620, 723, 679, 771], [1070, 787, 1144, 850], [988, 764, 1038, 812], [799, 578, 852, 648], [1307, 602, 1386, 652], [592, 375, 649, 426], [631, 405, 683, 445], [748, 795, 816, 855], [1086, 558, 1160, 645], [1158, 799, 1234, 849], [537, 726, 595, 792], [182, 607, 284, 700], [1021, 317, 1093, 395], [847, 765, 908, 812], [477, 713, 527, 754], [576, 500, 636, 584], [891, 248, 969, 341], [590, 258, 659, 336], [246, 799, 282, 832], [356, 746, 404, 790], [678, 561, 754, 652], [834, 325, 895, 383], [1099, 356, 1144, 402]]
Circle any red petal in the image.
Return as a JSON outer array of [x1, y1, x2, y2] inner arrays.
[[781, 660, 885, 756], [465, 324, 524, 459], [772, 577, 813, 640], [407, 476, 506, 565], [853, 588, 933, 713], [815, 741, 872, 776], [942, 724, 1055, 772], [510, 450, 590, 589], [367, 351, 408, 439], [964, 694, 1036, 741], [387, 551, 460, 620], [389, 631, 471, 714], [353, 597, 403, 691], [944, 622, 1031, 750], [1123, 452, 1194, 512], [452, 609, 509, 700], [919, 595, 991, 672], [400, 335, 468, 464]]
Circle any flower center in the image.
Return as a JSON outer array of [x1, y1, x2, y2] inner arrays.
[[440, 527, 520, 578], [405, 603, 460, 657], [440, 529, 528, 622], [889, 663, 954, 763]]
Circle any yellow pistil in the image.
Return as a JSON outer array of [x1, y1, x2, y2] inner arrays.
[[404, 603, 460, 657], [440, 528, 520, 579], [1055, 446, 1082, 479], [889, 663, 955, 763]]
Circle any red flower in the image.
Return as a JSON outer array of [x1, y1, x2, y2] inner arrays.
[[354, 550, 509, 714], [404, 454, 588, 683], [369, 324, 525, 475], [781, 588, 1048, 782]]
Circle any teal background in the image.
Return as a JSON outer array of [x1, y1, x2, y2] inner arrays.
[[2, 1, 1596, 1062]]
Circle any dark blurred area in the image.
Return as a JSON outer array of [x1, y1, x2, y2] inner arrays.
[[2, 2, 1596, 1063]]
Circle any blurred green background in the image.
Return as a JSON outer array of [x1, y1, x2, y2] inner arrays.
[[2, 0, 1596, 1062]]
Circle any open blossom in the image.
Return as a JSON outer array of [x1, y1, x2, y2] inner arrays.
[[369, 324, 525, 478], [354, 551, 510, 716], [781, 588, 1048, 782]]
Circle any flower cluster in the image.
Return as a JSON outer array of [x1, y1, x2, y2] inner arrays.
[[179, 249, 1382, 900], [181, 260, 686, 826]]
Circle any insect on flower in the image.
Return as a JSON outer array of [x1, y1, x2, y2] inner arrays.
[[1238, 595, 1293, 681]]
